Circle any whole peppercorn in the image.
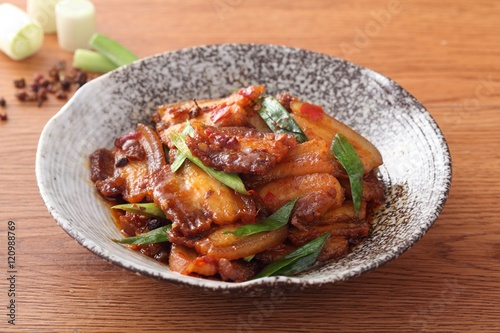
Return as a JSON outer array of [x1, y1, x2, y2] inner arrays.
[[14, 78, 26, 88]]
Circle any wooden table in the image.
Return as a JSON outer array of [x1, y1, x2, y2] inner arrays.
[[1, 0, 499, 332]]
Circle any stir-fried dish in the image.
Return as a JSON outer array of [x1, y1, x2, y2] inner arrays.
[[89, 86, 385, 282]]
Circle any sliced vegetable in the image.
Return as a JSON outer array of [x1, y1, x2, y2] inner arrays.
[[170, 150, 187, 173], [0, 3, 44, 60], [170, 122, 195, 172], [225, 198, 298, 237], [331, 133, 364, 215], [259, 96, 308, 143], [112, 225, 171, 245], [73, 49, 118, 73], [170, 131, 249, 195], [89, 33, 138, 67], [27, 0, 58, 34], [252, 232, 331, 279], [112, 202, 166, 219], [55, 0, 96, 52]]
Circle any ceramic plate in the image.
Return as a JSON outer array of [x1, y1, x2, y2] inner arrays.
[[36, 44, 451, 292]]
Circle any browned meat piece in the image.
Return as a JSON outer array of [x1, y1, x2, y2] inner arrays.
[[245, 139, 336, 187], [275, 92, 296, 112], [153, 86, 266, 145], [291, 191, 341, 228], [90, 148, 126, 198], [89, 124, 166, 202], [94, 176, 126, 199], [288, 221, 369, 247], [89, 148, 114, 182], [151, 161, 256, 237], [338, 171, 385, 205], [169, 244, 218, 277], [255, 173, 345, 228], [288, 201, 370, 246], [317, 200, 367, 223], [317, 238, 349, 262], [185, 122, 297, 175], [118, 211, 150, 237], [254, 243, 297, 265], [217, 258, 259, 282]]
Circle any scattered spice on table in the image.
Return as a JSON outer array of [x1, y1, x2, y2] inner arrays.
[[13, 61, 96, 107], [0, 97, 6, 121]]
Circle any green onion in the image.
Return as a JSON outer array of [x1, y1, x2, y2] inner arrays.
[[331, 133, 364, 215], [0, 3, 44, 61], [259, 96, 308, 143], [112, 225, 171, 245], [73, 49, 118, 73], [89, 33, 138, 67], [170, 122, 195, 172], [243, 255, 255, 262], [224, 198, 298, 237], [252, 232, 331, 279], [170, 150, 186, 173], [112, 203, 166, 219], [170, 131, 249, 195]]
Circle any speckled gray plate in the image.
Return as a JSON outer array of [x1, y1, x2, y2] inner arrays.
[[36, 44, 451, 292]]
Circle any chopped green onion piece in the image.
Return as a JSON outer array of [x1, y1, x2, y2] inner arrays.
[[170, 131, 249, 195], [224, 198, 298, 237], [170, 151, 187, 172], [112, 203, 166, 219], [170, 122, 195, 172], [112, 225, 171, 245], [331, 133, 364, 215], [259, 96, 308, 143], [73, 49, 118, 73], [253, 232, 331, 279], [89, 33, 138, 67], [243, 255, 255, 262]]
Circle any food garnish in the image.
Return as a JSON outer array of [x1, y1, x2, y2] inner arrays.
[[112, 203, 166, 219], [259, 96, 308, 143], [112, 225, 171, 245], [331, 133, 364, 215], [225, 198, 298, 237], [253, 232, 331, 278]]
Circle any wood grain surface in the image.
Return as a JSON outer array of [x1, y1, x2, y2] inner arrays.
[[1, 0, 499, 332]]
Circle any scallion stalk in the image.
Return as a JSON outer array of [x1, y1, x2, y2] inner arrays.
[[112, 225, 171, 245], [73, 49, 118, 73], [252, 232, 331, 279], [0, 4, 44, 60], [89, 33, 139, 67], [224, 198, 298, 237], [112, 202, 166, 219]]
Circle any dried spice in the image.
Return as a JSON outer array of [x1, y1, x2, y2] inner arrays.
[[13, 61, 96, 107], [0, 98, 7, 121]]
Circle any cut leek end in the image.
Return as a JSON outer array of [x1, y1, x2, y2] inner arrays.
[[73, 49, 118, 73], [5, 23, 44, 60]]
